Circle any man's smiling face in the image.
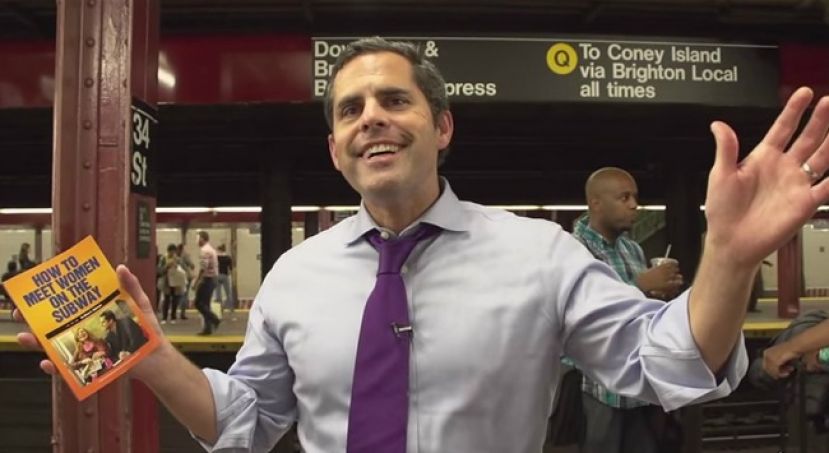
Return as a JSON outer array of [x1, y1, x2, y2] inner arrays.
[[327, 51, 452, 203]]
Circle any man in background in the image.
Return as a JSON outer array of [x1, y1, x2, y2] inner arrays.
[[194, 231, 220, 335], [573, 167, 684, 453], [0, 260, 18, 310], [176, 243, 195, 320], [215, 244, 235, 320], [100, 309, 147, 362], [17, 243, 36, 271]]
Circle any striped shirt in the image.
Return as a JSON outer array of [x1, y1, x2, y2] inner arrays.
[[200, 243, 219, 278], [572, 215, 650, 409]]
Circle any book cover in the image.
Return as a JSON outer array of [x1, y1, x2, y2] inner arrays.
[[2, 236, 159, 400]]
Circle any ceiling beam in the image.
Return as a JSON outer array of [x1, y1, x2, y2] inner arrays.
[[3, 2, 51, 37]]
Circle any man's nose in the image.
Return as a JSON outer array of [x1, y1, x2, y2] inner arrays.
[[360, 100, 389, 132]]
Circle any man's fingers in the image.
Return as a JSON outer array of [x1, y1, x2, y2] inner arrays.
[[804, 131, 829, 180], [12, 308, 23, 323], [788, 95, 829, 165], [810, 176, 829, 205], [40, 360, 57, 375], [17, 332, 42, 350], [762, 87, 814, 150], [710, 121, 739, 175], [116, 265, 153, 315]]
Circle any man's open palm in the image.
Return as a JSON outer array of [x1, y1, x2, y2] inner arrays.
[[705, 87, 829, 267]]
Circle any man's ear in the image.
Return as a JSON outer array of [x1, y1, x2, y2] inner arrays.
[[435, 110, 454, 150], [328, 134, 341, 171], [587, 196, 600, 211]]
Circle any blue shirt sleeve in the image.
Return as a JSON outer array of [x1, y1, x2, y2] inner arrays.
[[194, 295, 297, 452], [560, 258, 747, 411]]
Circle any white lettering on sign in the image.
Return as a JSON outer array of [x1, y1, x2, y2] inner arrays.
[[444, 82, 497, 97], [131, 152, 147, 187], [131, 112, 150, 188], [607, 44, 665, 65], [569, 42, 743, 100], [671, 46, 722, 63], [692, 65, 738, 82], [314, 41, 349, 58], [132, 112, 150, 148]]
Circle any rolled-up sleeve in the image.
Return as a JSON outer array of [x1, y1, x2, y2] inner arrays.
[[640, 290, 747, 411], [559, 252, 747, 411], [193, 293, 297, 452]]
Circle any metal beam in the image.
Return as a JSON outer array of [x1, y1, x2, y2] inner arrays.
[[52, 0, 160, 451]]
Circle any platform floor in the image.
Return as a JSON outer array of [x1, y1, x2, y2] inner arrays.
[[0, 297, 826, 351], [0, 308, 248, 352], [0, 300, 824, 452], [743, 297, 829, 338]]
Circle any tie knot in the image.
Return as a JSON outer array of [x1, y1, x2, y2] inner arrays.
[[368, 224, 441, 274]]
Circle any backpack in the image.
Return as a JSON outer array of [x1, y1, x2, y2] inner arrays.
[[168, 264, 187, 289]]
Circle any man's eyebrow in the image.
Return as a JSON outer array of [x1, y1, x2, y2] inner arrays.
[[335, 94, 361, 113], [334, 87, 412, 114], [375, 87, 410, 98]]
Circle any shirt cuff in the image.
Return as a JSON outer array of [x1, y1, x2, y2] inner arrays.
[[639, 289, 748, 411], [191, 368, 257, 452]]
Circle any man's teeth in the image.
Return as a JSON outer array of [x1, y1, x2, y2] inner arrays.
[[366, 144, 400, 157]]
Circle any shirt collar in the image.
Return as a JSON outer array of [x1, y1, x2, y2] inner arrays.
[[575, 214, 618, 249], [343, 178, 471, 245]]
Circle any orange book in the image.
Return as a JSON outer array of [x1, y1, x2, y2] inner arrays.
[[2, 236, 159, 400]]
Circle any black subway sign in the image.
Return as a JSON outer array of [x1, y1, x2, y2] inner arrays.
[[130, 98, 157, 196], [312, 37, 778, 107]]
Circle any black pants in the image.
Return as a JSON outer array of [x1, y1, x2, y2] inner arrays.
[[161, 288, 178, 321], [195, 277, 219, 333], [579, 394, 681, 453]]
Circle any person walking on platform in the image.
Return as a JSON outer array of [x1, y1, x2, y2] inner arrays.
[[177, 243, 195, 320], [0, 260, 18, 310], [214, 244, 235, 319], [16, 37, 829, 453], [194, 231, 220, 335], [17, 242, 36, 271], [573, 167, 684, 453], [161, 244, 186, 324]]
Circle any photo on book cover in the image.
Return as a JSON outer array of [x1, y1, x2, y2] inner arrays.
[[1, 235, 159, 400], [50, 298, 149, 386]]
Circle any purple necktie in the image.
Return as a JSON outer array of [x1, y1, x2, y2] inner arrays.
[[346, 223, 441, 453]]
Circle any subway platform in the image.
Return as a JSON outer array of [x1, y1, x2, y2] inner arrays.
[[0, 300, 826, 452]]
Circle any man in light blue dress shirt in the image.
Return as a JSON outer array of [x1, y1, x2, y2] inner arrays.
[[18, 37, 829, 453]]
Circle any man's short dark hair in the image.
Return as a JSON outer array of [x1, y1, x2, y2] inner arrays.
[[198, 231, 209, 242], [323, 36, 451, 165], [101, 310, 116, 322]]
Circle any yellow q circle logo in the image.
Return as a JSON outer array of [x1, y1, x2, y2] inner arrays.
[[546, 43, 578, 75]]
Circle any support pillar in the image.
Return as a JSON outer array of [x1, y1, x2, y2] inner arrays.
[[664, 163, 704, 284], [230, 223, 239, 305], [664, 161, 704, 453], [777, 234, 802, 318], [304, 211, 319, 238], [34, 226, 43, 262], [52, 0, 159, 451], [260, 159, 293, 279]]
